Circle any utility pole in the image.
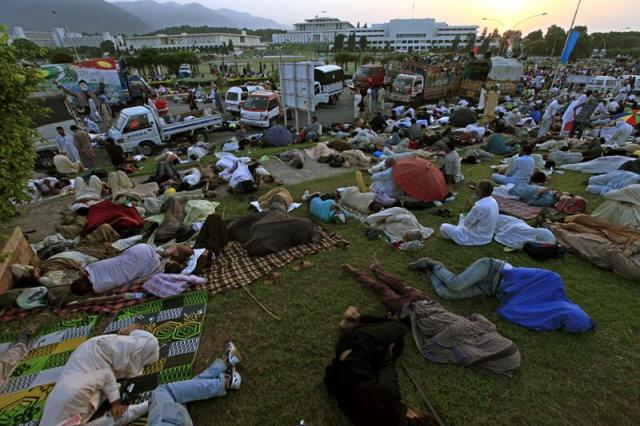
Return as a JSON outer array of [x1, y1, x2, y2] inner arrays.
[[551, 0, 582, 87]]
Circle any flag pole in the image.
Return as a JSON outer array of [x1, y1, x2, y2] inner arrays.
[[551, 0, 582, 88]]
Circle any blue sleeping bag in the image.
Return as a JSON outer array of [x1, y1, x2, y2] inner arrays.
[[498, 268, 594, 333]]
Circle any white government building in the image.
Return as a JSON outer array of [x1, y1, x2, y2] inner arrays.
[[273, 17, 478, 51], [10, 26, 121, 49], [124, 31, 264, 51]]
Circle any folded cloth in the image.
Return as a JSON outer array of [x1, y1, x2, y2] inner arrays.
[[143, 274, 206, 298]]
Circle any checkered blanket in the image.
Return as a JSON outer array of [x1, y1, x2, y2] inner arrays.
[[0, 234, 349, 322], [103, 291, 208, 403], [493, 196, 558, 220], [0, 316, 99, 425], [201, 234, 350, 293]]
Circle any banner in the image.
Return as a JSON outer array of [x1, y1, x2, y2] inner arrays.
[[560, 31, 581, 64]]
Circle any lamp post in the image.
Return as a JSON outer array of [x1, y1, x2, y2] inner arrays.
[[483, 13, 547, 56]]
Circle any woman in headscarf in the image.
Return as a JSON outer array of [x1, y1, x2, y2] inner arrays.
[[41, 324, 159, 426]]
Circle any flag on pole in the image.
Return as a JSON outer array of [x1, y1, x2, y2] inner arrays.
[[560, 31, 581, 64]]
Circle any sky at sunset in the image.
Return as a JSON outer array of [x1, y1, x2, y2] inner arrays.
[[111, 0, 639, 34]]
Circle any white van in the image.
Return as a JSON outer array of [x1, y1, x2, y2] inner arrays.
[[224, 85, 263, 114], [240, 91, 282, 128], [585, 76, 619, 94]]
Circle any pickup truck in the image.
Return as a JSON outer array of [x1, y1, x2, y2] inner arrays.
[[109, 106, 222, 155]]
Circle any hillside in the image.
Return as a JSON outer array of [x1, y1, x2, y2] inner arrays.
[[1, 0, 154, 34], [114, 0, 288, 31]]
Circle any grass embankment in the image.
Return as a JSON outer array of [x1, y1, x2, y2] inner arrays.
[[16, 143, 640, 424]]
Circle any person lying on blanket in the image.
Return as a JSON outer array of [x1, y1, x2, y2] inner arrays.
[[302, 191, 348, 224], [70, 244, 162, 296], [41, 323, 158, 426], [146, 341, 243, 425], [408, 257, 594, 333], [342, 262, 521, 375], [0, 330, 32, 389], [508, 172, 569, 208]]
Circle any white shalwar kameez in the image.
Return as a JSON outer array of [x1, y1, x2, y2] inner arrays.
[[440, 196, 499, 246]]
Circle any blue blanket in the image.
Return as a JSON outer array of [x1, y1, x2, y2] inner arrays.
[[498, 268, 594, 333]]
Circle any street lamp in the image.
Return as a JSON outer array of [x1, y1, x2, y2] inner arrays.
[[511, 12, 548, 32], [482, 17, 506, 29]]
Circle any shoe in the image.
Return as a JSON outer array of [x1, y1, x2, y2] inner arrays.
[[301, 190, 310, 201], [408, 258, 443, 272], [224, 341, 241, 366], [224, 367, 242, 390]]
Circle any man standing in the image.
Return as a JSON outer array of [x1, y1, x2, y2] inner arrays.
[[71, 124, 96, 169], [377, 86, 386, 112], [537, 97, 560, 139], [353, 91, 362, 121], [55, 126, 80, 162]]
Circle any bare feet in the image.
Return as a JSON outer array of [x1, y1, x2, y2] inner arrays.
[[368, 255, 382, 271], [264, 271, 283, 285], [292, 260, 313, 272], [341, 264, 359, 276]]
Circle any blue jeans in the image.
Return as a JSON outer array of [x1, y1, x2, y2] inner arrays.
[[430, 258, 505, 300], [148, 359, 227, 425]]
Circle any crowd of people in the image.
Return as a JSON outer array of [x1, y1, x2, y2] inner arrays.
[[5, 53, 640, 425]]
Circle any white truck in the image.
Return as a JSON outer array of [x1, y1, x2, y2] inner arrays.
[[313, 65, 344, 106], [109, 106, 222, 155]]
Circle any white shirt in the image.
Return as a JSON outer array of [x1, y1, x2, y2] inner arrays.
[[86, 244, 161, 294], [443, 150, 464, 183], [543, 99, 560, 120], [442, 196, 499, 246], [181, 168, 202, 186], [229, 162, 254, 188]]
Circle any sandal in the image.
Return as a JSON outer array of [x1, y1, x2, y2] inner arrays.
[[264, 271, 282, 285], [292, 260, 314, 272]]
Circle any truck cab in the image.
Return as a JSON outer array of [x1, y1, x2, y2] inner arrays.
[[354, 64, 385, 89], [110, 106, 163, 155], [240, 91, 282, 128], [314, 65, 344, 105], [389, 73, 424, 104], [225, 85, 263, 114]]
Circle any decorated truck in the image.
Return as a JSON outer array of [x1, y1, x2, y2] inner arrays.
[[459, 57, 523, 101], [387, 61, 460, 105], [37, 57, 151, 114]]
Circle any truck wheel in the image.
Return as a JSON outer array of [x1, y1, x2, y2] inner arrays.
[[36, 151, 55, 170], [194, 130, 208, 142], [140, 142, 156, 156], [74, 105, 87, 115], [445, 90, 453, 101], [328, 95, 335, 105]]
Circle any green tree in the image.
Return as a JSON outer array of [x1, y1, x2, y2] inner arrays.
[[361, 54, 375, 64], [479, 36, 492, 54], [451, 35, 461, 52], [100, 40, 116, 55], [11, 38, 46, 60], [525, 29, 544, 43], [571, 26, 593, 59], [465, 33, 477, 52], [347, 33, 356, 51], [48, 49, 74, 63], [227, 38, 234, 52], [544, 25, 567, 56], [334, 51, 357, 69], [359, 36, 368, 51], [334, 34, 345, 51], [0, 30, 41, 223]]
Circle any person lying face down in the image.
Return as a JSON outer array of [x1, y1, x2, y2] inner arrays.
[[70, 244, 162, 296], [41, 323, 159, 426], [324, 307, 433, 426]]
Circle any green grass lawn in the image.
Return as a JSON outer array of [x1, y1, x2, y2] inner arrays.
[[181, 153, 639, 425], [13, 145, 640, 424]]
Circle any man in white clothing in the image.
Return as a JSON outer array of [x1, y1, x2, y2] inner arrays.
[[537, 98, 561, 138], [55, 126, 80, 162], [440, 181, 499, 246]]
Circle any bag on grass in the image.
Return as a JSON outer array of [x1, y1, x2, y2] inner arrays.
[[523, 242, 566, 261]]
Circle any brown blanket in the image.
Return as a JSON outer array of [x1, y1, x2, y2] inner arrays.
[[227, 210, 319, 256]]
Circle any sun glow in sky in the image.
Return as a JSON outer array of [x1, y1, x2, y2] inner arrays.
[[108, 0, 640, 34]]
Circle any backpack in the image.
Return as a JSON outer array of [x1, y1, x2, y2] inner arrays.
[[523, 242, 566, 261]]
